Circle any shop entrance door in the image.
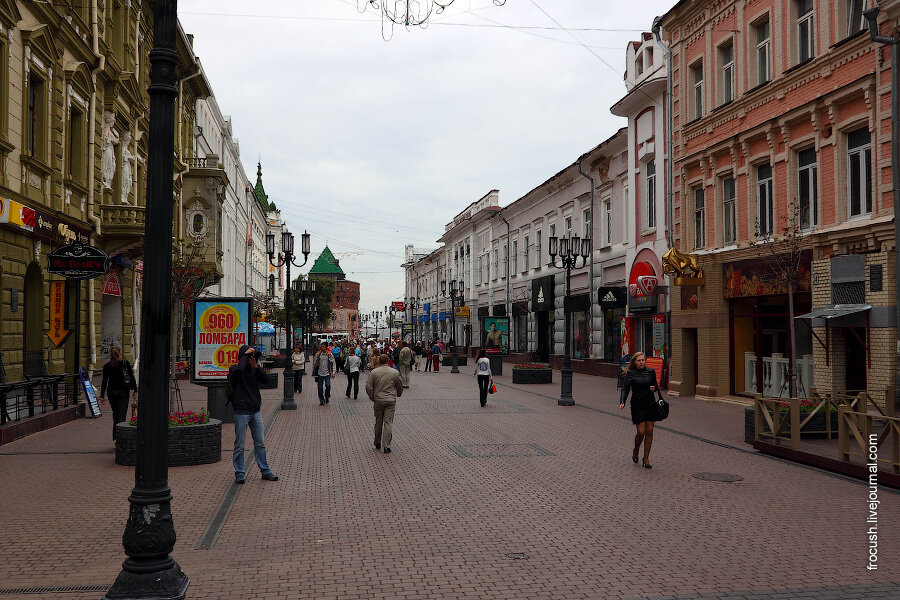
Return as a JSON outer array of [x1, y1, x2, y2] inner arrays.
[[845, 327, 867, 392], [536, 311, 549, 362]]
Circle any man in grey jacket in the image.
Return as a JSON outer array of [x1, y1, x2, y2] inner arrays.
[[365, 354, 403, 453]]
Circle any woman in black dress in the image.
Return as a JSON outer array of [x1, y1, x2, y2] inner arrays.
[[619, 352, 658, 468], [99, 346, 137, 440]]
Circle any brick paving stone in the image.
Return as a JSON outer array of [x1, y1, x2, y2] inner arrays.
[[0, 369, 898, 599]]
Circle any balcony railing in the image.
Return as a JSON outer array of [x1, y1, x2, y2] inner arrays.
[[186, 154, 221, 169], [100, 204, 146, 233], [744, 352, 814, 398]]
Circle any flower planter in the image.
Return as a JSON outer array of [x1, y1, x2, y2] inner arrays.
[[512, 368, 552, 384], [115, 419, 222, 466], [744, 406, 838, 445], [260, 371, 279, 389]]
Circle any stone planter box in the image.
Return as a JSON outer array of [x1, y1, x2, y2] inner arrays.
[[512, 368, 552, 384], [744, 406, 838, 445], [115, 419, 222, 466], [442, 355, 467, 367], [260, 371, 279, 389]]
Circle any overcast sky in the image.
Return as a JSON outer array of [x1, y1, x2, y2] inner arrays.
[[179, 0, 675, 318]]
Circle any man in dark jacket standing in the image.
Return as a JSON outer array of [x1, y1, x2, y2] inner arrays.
[[230, 345, 278, 484]]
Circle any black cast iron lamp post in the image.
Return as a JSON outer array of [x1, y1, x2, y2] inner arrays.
[[441, 279, 465, 373], [548, 234, 591, 406], [266, 228, 311, 410], [293, 277, 316, 353], [105, 1, 187, 598]]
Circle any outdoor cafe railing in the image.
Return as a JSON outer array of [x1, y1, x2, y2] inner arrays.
[[754, 388, 899, 474], [1, 373, 82, 426]]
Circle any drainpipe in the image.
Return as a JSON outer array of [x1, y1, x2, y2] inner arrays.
[[578, 155, 596, 359], [86, 0, 105, 371], [653, 16, 674, 385], [497, 208, 512, 346]]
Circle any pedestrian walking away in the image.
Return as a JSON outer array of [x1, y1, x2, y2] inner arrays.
[[619, 352, 659, 469], [366, 353, 403, 453], [398, 340, 413, 388], [98, 346, 137, 441], [291, 344, 305, 395], [314, 345, 337, 405], [413, 341, 423, 370], [229, 345, 278, 483], [474, 348, 491, 407], [424, 343, 433, 372], [344, 351, 361, 399]]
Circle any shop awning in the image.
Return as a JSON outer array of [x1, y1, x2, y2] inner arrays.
[[794, 304, 871, 368], [794, 304, 871, 320]]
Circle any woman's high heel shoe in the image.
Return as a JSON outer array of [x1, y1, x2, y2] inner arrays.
[[632, 450, 639, 464], [642, 459, 652, 469]]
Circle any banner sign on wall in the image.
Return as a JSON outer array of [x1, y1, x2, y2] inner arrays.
[[191, 297, 253, 383], [482, 316, 510, 355], [454, 306, 470, 318]]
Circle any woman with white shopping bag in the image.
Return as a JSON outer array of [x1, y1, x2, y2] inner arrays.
[[474, 349, 492, 407]]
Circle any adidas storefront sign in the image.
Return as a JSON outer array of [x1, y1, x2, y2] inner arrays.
[[598, 286, 627, 309]]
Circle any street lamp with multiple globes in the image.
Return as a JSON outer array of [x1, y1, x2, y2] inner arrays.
[[440, 279, 465, 374], [105, 1, 188, 599], [266, 228, 311, 410], [406, 297, 420, 341], [548, 234, 591, 406], [293, 276, 317, 352]]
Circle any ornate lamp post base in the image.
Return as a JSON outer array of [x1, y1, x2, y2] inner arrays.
[[450, 354, 460, 374], [105, 565, 188, 600], [281, 366, 296, 410], [558, 366, 574, 406]]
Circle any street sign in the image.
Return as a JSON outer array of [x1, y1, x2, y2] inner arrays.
[[392, 301, 405, 311], [45, 281, 72, 347], [80, 367, 101, 418], [47, 242, 110, 279], [454, 306, 470, 317]]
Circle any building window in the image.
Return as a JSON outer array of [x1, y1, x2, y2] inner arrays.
[[503, 245, 508, 277], [755, 18, 771, 85], [604, 198, 612, 245], [582, 208, 592, 238], [719, 41, 734, 104], [549, 223, 556, 239], [565, 217, 572, 238], [797, 0, 815, 63], [691, 61, 704, 120], [722, 177, 736, 244], [848, 127, 872, 217], [492, 248, 498, 280], [27, 73, 47, 158], [67, 106, 86, 182], [847, 0, 867, 37], [757, 163, 774, 236], [523, 235, 529, 271], [798, 147, 818, 230], [644, 160, 656, 229], [693, 187, 705, 249], [635, 54, 643, 76], [512, 240, 517, 274], [476, 256, 482, 285], [535, 230, 542, 267]]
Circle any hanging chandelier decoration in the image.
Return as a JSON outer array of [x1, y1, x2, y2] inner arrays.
[[359, 0, 507, 39]]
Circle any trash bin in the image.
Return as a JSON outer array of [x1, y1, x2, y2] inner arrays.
[[206, 383, 233, 424]]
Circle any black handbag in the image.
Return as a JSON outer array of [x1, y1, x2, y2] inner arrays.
[[655, 389, 670, 421]]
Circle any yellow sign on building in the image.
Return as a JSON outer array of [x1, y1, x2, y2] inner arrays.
[[454, 306, 470, 318]]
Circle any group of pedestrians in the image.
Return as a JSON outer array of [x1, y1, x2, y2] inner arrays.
[[98, 332, 664, 486]]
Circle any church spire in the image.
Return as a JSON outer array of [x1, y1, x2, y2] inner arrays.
[[254, 160, 269, 211]]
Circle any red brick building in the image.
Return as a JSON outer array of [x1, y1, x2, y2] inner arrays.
[[661, 0, 895, 399]]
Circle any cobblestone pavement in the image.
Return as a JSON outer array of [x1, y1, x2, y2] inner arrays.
[[1, 368, 898, 599]]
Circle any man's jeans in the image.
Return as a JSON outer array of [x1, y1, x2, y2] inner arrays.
[[233, 412, 273, 478], [317, 374, 332, 403]]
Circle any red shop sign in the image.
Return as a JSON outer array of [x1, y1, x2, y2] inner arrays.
[[628, 261, 659, 297], [102, 271, 122, 297]]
